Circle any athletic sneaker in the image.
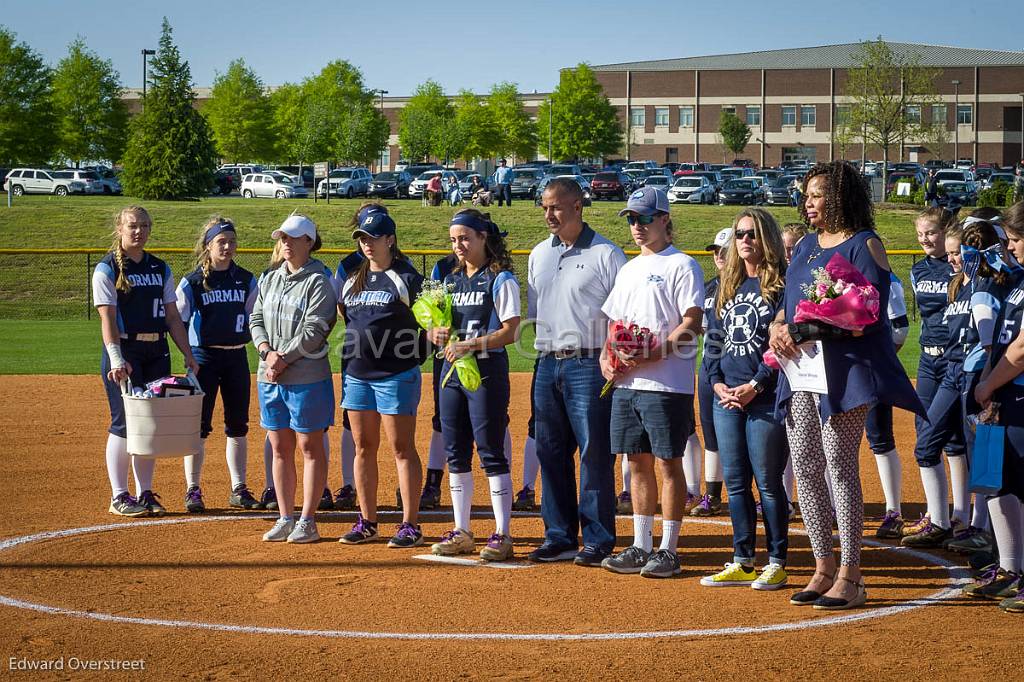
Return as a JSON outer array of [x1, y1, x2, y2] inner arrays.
[[137, 490, 165, 517], [339, 515, 379, 545], [684, 493, 699, 516], [901, 522, 952, 548], [108, 492, 148, 518], [616, 490, 633, 515], [511, 487, 536, 512], [419, 485, 441, 511], [332, 485, 358, 511], [287, 518, 320, 544], [752, 563, 789, 591], [901, 513, 931, 537], [875, 510, 904, 539], [262, 517, 295, 542], [479, 533, 514, 562], [755, 501, 763, 519], [260, 487, 279, 511], [944, 526, 994, 554], [184, 485, 206, 514], [700, 562, 758, 587], [601, 546, 651, 575], [387, 522, 424, 548], [640, 549, 682, 578], [318, 487, 334, 511], [574, 545, 610, 567], [431, 528, 475, 556], [690, 494, 722, 517], [527, 543, 578, 563], [228, 484, 261, 510], [999, 587, 1024, 613], [963, 567, 1021, 601]]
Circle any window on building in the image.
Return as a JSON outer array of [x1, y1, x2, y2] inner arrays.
[[630, 107, 645, 127], [835, 105, 851, 126], [782, 105, 796, 126], [956, 104, 972, 125], [801, 105, 816, 127], [746, 105, 761, 126], [380, 146, 391, 170], [905, 105, 921, 124], [679, 105, 694, 128], [932, 104, 947, 127], [721, 105, 736, 116], [655, 107, 669, 127]]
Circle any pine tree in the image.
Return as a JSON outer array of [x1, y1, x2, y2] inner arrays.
[[121, 18, 217, 199], [0, 26, 56, 165]]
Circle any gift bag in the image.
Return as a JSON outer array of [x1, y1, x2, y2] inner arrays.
[[969, 422, 1005, 495]]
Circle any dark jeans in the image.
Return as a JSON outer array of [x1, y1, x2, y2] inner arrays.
[[496, 183, 512, 206], [713, 400, 789, 565], [533, 354, 615, 552]]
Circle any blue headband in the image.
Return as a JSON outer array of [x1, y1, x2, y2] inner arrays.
[[450, 212, 507, 237], [204, 221, 235, 244], [960, 243, 1006, 280]]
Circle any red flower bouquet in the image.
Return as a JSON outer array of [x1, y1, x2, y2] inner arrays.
[[600, 321, 659, 398]]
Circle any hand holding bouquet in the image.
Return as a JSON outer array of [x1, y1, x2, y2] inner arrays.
[[600, 321, 658, 398], [412, 280, 481, 391]]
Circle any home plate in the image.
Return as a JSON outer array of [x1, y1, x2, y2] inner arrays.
[[412, 554, 536, 569]]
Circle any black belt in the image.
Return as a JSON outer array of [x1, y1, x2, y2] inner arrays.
[[548, 348, 600, 360], [121, 332, 166, 342]]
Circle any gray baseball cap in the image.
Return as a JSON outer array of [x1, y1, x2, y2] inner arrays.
[[618, 187, 670, 217]]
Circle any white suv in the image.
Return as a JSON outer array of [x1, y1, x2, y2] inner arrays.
[[55, 169, 105, 194], [240, 172, 308, 199], [316, 167, 371, 198], [408, 170, 459, 198], [3, 168, 87, 196]]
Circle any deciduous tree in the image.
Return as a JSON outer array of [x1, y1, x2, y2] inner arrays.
[[718, 111, 751, 155], [204, 58, 275, 163], [0, 26, 56, 165], [488, 82, 536, 162], [535, 63, 622, 162]]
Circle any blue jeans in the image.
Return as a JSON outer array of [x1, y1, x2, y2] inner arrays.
[[533, 354, 615, 552], [713, 400, 789, 565]]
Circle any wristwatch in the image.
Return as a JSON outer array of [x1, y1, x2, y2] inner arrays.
[[259, 347, 271, 361], [748, 378, 765, 394]]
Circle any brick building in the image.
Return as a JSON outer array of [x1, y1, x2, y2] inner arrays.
[[589, 42, 1024, 167]]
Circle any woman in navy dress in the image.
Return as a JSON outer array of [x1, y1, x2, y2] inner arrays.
[[768, 161, 923, 610]]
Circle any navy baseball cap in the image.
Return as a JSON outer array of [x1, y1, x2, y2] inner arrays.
[[619, 187, 670, 217], [352, 209, 396, 239]]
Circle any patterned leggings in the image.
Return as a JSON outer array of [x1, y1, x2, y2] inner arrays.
[[786, 392, 870, 566]]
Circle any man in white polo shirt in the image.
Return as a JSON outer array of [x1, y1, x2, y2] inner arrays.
[[527, 177, 627, 566]]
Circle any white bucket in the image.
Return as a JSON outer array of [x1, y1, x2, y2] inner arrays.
[[121, 372, 204, 458]]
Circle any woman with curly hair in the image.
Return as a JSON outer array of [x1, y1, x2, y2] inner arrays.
[[768, 161, 923, 610]]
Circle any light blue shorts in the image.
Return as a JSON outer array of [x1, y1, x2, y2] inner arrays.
[[258, 378, 336, 433], [341, 366, 421, 416]]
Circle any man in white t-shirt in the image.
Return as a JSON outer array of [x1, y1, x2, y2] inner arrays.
[[599, 187, 705, 579]]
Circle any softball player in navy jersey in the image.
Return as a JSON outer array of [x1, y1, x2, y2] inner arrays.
[[429, 209, 521, 562], [972, 202, 1024, 609], [175, 216, 259, 513], [94, 206, 199, 517]]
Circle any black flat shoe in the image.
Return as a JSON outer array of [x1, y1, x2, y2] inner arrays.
[[813, 577, 868, 611], [789, 570, 836, 606]]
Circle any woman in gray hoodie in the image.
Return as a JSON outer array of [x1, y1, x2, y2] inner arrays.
[[250, 214, 338, 544]]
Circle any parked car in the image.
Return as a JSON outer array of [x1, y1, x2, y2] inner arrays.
[[509, 168, 544, 198], [458, 173, 488, 197], [954, 158, 974, 170], [96, 169, 122, 195], [983, 172, 1016, 189], [534, 174, 592, 206], [241, 172, 308, 199], [316, 167, 371, 198], [3, 168, 87, 196], [934, 169, 977, 188], [218, 164, 263, 190], [212, 169, 236, 195], [668, 176, 715, 204], [547, 163, 584, 177], [731, 158, 756, 168], [404, 163, 442, 180], [939, 181, 978, 208], [394, 159, 410, 172], [719, 167, 753, 181], [590, 171, 635, 200], [368, 170, 413, 199], [661, 163, 682, 175], [691, 170, 724, 194], [924, 159, 951, 170], [764, 175, 797, 205], [408, 169, 458, 199], [640, 174, 673, 192], [676, 162, 710, 173], [718, 178, 764, 205], [885, 171, 925, 195], [623, 160, 658, 172], [274, 165, 316, 188]]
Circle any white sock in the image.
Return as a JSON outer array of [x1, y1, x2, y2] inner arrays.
[[322, 431, 330, 485], [873, 448, 903, 514], [427, 430, 447, 471], [132, 455, 155, 493], [503, 428, 513, 465], [704, 449, 722, 483], [633, 514, 654, 552], [449, 471, 474, 533], [621, 455, 631, 492], [971, 493, 991, 530], [521, 436, 539, 490], [948, 456, 970, 527], [183, 439, 206, 489], [263, 435, 273, 489], [226, 436, 246, 489], [341, 428, 355, 487], [988, 495, 1024, 573], [920, 464, 951, 529], [489, 473, 513, 536], [105, 434, 130, 498], [682, 433, 702, 496], [783, 455, 795, 503], [659, 519, 682, 552]]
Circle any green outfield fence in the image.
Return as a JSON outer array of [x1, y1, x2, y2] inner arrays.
[[0, 248, 926, 321]]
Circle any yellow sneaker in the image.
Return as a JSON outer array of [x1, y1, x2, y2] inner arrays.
[[430, 528, 475, 556], [699, 562, 757, 587], [752, 563, 789, 591]]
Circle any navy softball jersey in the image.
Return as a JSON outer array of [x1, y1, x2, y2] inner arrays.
[[92, 253, 176, 335], [941, 281, 975, 363], [992, 280, 1024, 499], [444, 267, 520, 350], [176, 264, 258, 346], [962, 276, 1014, 373], [911, 255, 954, 348], [341, 259, 426, 380]]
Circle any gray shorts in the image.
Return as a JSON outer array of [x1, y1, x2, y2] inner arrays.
[[611, 388, 694, 459]]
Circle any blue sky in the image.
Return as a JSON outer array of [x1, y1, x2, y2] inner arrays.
[[4, 1, 1022, 95]]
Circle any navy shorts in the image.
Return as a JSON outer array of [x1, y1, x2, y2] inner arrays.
[[193, 346, 250, 439], [102, 338, 171, 438], [611, 389, 694, 459]]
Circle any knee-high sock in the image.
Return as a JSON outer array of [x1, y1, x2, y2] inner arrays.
[[948, 455, 970, 527], [682, 433, 702, 497], [621, 455, 631, 492], [971, 493, 991, 530], [503, 428, 513, 465], [341, 428, 355, 487], [704, 449, 722, 482], [521, 436, 539, 490], [920, 463, 952, 529], [263, 435, 273, 489], [132, 455, 155, 493], [783, 455, 795, 503], [225, 436, 246, 489], [489, 473, 513, 536], [427, 430, 447, 471], [105, 434, 130, 498], [183, 440, 206, 489], [988, 494, 1024, 573], [449, 471, 474, 533], [873, 448, 903, 514]]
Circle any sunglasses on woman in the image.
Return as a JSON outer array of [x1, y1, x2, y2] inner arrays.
[[625, 213, 657, 226], [735, 228, 757, 241]]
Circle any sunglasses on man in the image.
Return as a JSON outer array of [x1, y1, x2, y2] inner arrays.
[[625, 213, 658, 226]]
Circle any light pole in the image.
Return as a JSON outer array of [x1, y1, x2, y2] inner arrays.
[[376, 89, 388, 171], [951, 79, 960, 162], [547, 95, 553, 161], [1019, 92, 1023, 164], [141, 49, 155, 104]]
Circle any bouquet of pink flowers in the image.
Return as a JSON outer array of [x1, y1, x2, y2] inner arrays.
[[600, 321, 659, 398]]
